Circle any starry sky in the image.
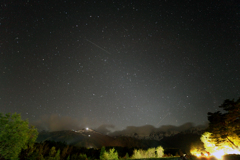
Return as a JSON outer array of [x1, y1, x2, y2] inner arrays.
[[1, 0, 240, 131]]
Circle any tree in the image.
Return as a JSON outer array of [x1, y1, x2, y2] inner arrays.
[[131, 149, 143, 159], [206, 98, 240, 150], [69, 153, 87, 160], [131, 146, 164, 159], [124, 153, 129, 159], [107, 148, 119, 160], [46, 147, 61, 160], [67, 155, 70, 160], [61, 145, 69, 159], [55, 149, 61, 160], [146, 148, 156, 158], [100, 147, 118, 160], [156, 146, 164, 157], [104, 148, 118, 160], [0, 112, 38, 159], [100, 146, 106, 160]]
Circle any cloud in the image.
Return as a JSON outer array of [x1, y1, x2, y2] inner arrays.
[[110, 125, 156, 136], [95, 124, 115, 134], [109, 122, 207, 136], [32, 114, 82, 131]]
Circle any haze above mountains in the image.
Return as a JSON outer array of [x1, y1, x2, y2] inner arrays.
[[37, 122, 206, 153], [32, 114, 207, 136], [34, 113, 207, 152]]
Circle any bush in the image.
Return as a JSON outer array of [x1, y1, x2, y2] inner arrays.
[[0, 113, 38, 159], [100, 147, 118, 160], [131, 146, 164, 159]]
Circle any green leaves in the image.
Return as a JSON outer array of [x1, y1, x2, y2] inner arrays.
[[0, 112, 38, 159], [100, 147, 119, 160], [131, 146, 164, 158]]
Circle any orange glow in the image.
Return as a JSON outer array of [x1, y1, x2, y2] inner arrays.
[[195, 153, 201, 157], [190, 132, 240, 160]]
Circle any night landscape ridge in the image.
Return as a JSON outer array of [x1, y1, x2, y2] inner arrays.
[[1, 0, 239, 159]]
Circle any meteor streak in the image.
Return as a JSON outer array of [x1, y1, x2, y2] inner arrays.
[[157, 112, 169, 126], [86, 39, 111, 55]]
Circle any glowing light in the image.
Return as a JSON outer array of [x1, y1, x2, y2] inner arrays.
[[203, 152, 208, 157], [211, 150, 224, 159], [196, 153, 201, 157], [86, 127, 89, 130], [190, 132, 240, 160]]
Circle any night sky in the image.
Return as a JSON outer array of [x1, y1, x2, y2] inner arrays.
[[1, 1, 240, 132]]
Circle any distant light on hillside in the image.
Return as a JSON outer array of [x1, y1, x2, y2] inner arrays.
[[86, 127, 89, 130]]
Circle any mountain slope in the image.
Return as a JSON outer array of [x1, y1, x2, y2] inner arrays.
[[37, 128, 115, 148], [119, 126, 205, 141], [37, 127, 205, 153], [37, 128, 162, 148]]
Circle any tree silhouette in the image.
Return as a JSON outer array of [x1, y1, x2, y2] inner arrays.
[[0, 113, 38, 159], [207, 98, 240, 150]]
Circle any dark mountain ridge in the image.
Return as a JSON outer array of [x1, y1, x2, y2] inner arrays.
[[123, 126, 205, 141], [37, 126, 205, 153]]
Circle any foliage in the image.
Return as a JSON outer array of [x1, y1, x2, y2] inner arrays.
[[206, 98, 240, 150], [54, 149, 61, 160], [0, 112, 38, 159], [100, 146, 106, 160], [156, 146, 164, 157], [18, 140, 93, 160], [124, 152, 129, 159], [100, 147, 118, 160], [132, 149, 144, 159], [189, 140, 205, 156], [49, 147, 57, 158], [61, 145, 70, 159], [131, 146, 164, 158], [200, 131, 240, 157], [105, 148, 119, 160], [200, 132, 216, 153], [67, 155, 70, 160], [145, 148, 156, 158], [78, 153, 87, 160], [70, 153, 87, 160], [45, 146, 61, 160], [26, 151, 45, 160]]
